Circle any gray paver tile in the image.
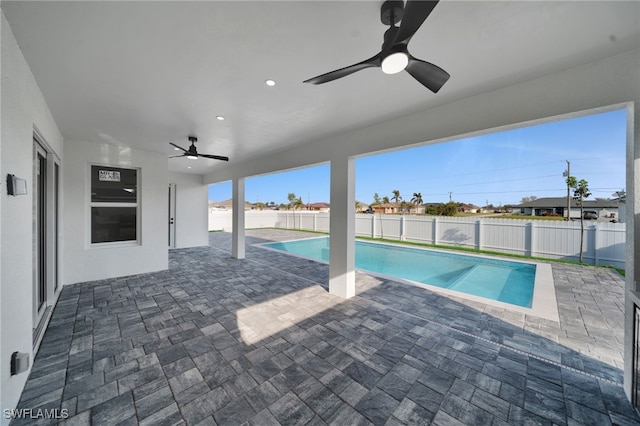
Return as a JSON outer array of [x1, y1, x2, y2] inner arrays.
[[269, 392, 315, 425], [91, 391, 135, 425], [355, 387, 401, 425], [12, 230, 640, 426]]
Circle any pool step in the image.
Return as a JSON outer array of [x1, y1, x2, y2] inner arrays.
[[447, 264, 511, 300]]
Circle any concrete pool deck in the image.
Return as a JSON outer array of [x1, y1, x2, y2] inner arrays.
[[11, 229, 636, 425]]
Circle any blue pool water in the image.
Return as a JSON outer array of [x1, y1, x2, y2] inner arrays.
[[263, 237, 535, 308]]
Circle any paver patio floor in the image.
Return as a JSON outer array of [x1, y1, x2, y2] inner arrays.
[[13, 229, 639, 425]]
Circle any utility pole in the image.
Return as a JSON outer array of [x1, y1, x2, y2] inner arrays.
[[563, 160, 571, 220], [449, 192, 452, 202]]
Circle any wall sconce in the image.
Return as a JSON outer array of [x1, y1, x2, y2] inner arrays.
[[6, 174, 27, 196], [11, 351, 29, 375]]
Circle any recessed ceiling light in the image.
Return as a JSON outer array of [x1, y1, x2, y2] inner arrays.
[[187, 166, 191, 169], [216, 115, 225, 121], [265, 79, 276, 87], [174, 147, 181, 151]]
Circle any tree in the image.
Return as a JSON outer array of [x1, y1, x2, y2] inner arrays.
[[391, 190, 402, 204], [355, 201, 362, 212], [293, 197, 304, 211], [287, 192, 297, 210], [566, 176, 591, 262], [255, 202, 266, 210], [411, 192, 423, 214], [372, 193, 381, 205], [521, 196, 538, 204], [437, 202, 458, 216], [382, 196, 390, 204]]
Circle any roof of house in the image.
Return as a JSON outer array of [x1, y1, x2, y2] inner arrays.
[[307, 202, 330, 209], [209, 199, 254, 209], [514, 197, 620, 208], [459, 203, 481, 210]]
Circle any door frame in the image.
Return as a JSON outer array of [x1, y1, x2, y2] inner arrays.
[[168, 183, 176, 248], [32, 134, 61, 347]]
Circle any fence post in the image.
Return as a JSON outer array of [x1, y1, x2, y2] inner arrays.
[[593, 223, 599, 265], [433, 216, 438, 245], [400, 215, 406, 241], [529, 221, 536, 257], [313, 213, 317, 232], [476, 219, 482, 250], [371, 214, 376, 238]]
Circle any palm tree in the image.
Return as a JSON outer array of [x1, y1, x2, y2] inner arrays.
[[355, 201, 362, 212], [411, 192, 423, 214], [372, 193, 381, 205], [287, 192, 296, 210], [391, 189, 402, 204], [567, 176, 591, 262], [382, 196, 390, 204]]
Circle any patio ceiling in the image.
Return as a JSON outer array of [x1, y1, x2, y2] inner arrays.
[[2, 1, 639, 175]]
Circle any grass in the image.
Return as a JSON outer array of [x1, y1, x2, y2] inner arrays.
[[495, 214, 565, 221]]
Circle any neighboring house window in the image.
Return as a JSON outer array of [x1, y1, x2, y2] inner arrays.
[[90, 165, 139, 244]]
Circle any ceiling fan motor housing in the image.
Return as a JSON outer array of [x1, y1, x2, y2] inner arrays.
[[381, 0, 404, 26]]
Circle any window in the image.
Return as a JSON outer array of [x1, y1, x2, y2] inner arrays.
[[90, 165, 139, 244]]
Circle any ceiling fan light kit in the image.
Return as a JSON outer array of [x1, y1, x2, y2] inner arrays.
[[304, 0, 449, 93], [381, 50, 409, 74]]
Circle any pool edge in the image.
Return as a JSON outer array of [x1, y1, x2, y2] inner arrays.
[[256, 237, 560, 323]]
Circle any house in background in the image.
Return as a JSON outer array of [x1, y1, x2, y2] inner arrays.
[[209, 199, 255, 211], [372, 202, 403, 214], [307, 202, 330, 212], [458, 203, 481, 213], [515, 197, 623, 221]]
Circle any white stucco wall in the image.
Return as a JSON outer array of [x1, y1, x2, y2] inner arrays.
[[168, 172, 209, 248], [63, 140, 168, 284], [0, 12, 64, 424]]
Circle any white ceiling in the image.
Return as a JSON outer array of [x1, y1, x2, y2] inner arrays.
[[2, 1, 639, 175]]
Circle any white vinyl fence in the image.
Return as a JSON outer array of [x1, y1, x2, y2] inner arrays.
[[209, 210, 626, 268]]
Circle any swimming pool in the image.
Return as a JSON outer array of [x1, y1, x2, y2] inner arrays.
[[262, 237, 537, 308]]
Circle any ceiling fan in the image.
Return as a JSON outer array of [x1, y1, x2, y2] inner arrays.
[[304, 0, 449, 93], [169, 136, 229, 161]]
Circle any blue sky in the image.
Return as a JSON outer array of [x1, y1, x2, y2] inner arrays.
[[209, 109, 626, 207]]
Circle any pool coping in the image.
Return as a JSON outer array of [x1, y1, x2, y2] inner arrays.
[[255, 236, 560, 322]]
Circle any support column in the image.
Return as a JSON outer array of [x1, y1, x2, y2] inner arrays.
[[329, 156, 356, 298], [232, 177, 245, 259], [623, 103, 639, 402]]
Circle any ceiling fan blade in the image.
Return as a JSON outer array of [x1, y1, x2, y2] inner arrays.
[[170, 142, 187, 152], [304, 54, 381, 85], [405, 55, 450, 93], [169, 154, 186, 158], [199, 154, 230, 162], [394, 0, 439, 45]]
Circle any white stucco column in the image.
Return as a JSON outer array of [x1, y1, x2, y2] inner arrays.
[[623, 103, 639, 401], [232, 177, 245, 259], [329, 156, 356, 298]]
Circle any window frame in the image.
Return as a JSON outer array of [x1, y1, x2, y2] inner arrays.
[[88, 164, 141, 247]]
